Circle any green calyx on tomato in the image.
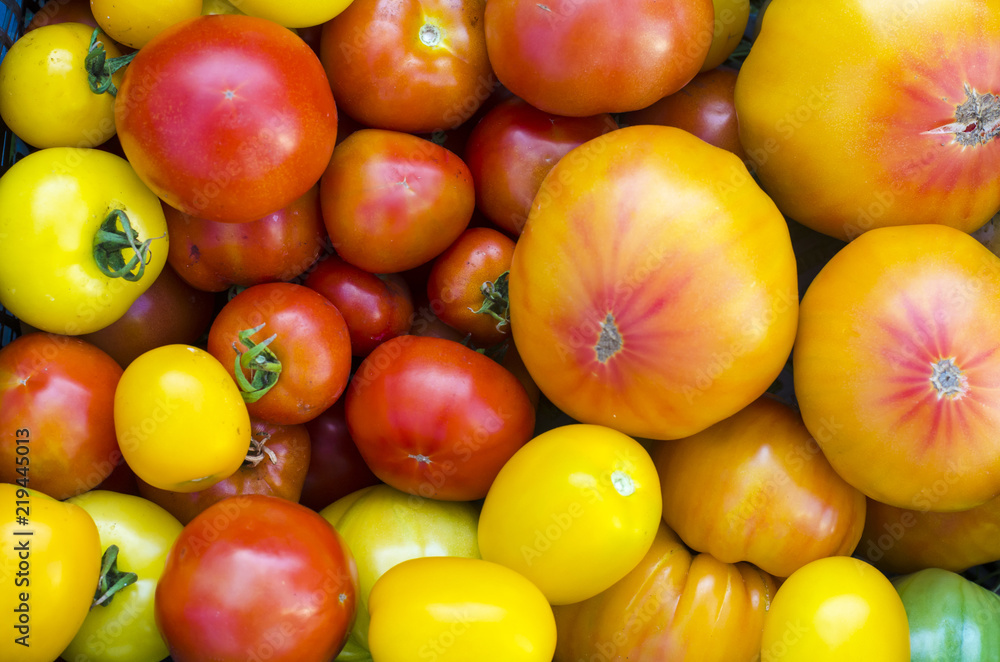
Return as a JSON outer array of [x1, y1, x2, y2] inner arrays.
[[470, 270, 510, 334], [84, 28, 137, 97], [92, 544, 138, 608], [231, 323, 283, 403], [93, 208, 164, 282]]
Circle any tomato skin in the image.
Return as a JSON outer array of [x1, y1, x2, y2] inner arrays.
[[0, 333, 123, 499], [233, 0, 355, 27], [700, 0, 750, 71], [116, 14, 338, 223], [27, 0, 101, 31], [346, 335, 535, 501], [154, 495, 358, 662], [300, 399, 381, 511], [91, 0, 202, 48]]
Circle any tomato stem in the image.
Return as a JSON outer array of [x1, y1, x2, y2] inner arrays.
[[244, 431, 278, 467], [85, 29, 138, 97], [469, 271, 511, 334], [93, 209, 164, 282], [232, 324, 282, 404], [92, 545, 138, 609]]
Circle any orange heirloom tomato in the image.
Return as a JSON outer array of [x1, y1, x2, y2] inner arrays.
[[735, 0, 1000, 241], [794, 225, 1000, 511], [553, 522, 777, 662], [653, 397, 866, 578], [509, 125, 798, 440]]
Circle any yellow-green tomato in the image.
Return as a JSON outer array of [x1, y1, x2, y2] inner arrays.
[[62, 490, 183, 662], [320, 483, 480, 662], [701, 0, 750, 71], [368, 556, 556, 662], [0, 483, 102, 662], [761, 556, 910, 661], [0, 148, 168, 335], [232, 0, 354, 27], [477, 424, 661, 605], [114, 345, 250, 492], [201, 0, 245, 14], [0, 23, 121, 148], [90, 0, 203, 49]]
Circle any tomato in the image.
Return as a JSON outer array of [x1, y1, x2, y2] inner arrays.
[[165, 187, 328, 292], [893, 568, 1000, 662], [700, 0, 749, 71], [116, 14, 338, 223], [26, 0, 101, 31], [795, 225, 1000, 511], [368, 556, 556, 662], [303, 256, 415, 357], [553, 522, 777, 662], [137, 418, 311, 524], [624, 67, 747, 162], [0, 483, 102, 662], [320, 129, 475, 273], [232, 0, 355, 27], [63, 490, 184, 662], [320, 484, 481, 661], [464, 97, 616, 236], [509, 125, 798, 440], [114, 344, 250, 493], [320, 0, 492, 133], [346, 335, 535, 501], [0, 148, 168, 335], [0, 23, 121, 148], [0, 333, 123, 499], [653, 397, 866, 578], [91, 0, 202, 48], [201, 0, 245, 15], [484, 0, 714, 116], [300, 399, 381, 511], [478, 424, 661, 605], [207, 282, 352, 424], [155, 495, 358, 662], [735, 0, 1000, 241], [761, 556, 909, 661]]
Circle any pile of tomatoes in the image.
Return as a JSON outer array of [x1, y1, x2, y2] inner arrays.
[[1, 0, 1000, 661]]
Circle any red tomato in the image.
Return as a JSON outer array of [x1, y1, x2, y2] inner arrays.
[[116, 15, 338, 222], [464, 97, 616, 236], [0, 333, 122, 499], [319, 0, 492, 133], [320, 129, 475, 273], [207, 283, 352, 425], [300, 399, 381, 511], [484, 0, 715, 116], [346, 335, 536, 501], [26, 0, 100, 31], [166, 187, 329, 292], [304, 256, 415, 357], [155, 495, 358, 662]]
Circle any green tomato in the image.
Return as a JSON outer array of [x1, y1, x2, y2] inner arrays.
[[893, 568, 1000, 662], [320, 484, 481, 662]]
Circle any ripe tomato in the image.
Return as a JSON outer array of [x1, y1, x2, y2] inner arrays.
[[700, 0, 750, 71], [116, 14, 338, 222], [346, 335, 535, 501], [300, 399, 381, 511], [795, 225, 1000, 511], [320, 129, 475, 273], [91, 0, 202, 48], [154, 495, 358, 662], [207, 283, 352, 424], [484, 0, 715, 116], [478, 424, 662, 605], [509, 125, 798, 440], [26, 0, 101, 31], [233, 0, 354, 27]]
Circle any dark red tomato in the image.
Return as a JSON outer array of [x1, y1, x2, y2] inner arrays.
[[464, 96, 616, 235], [303, 256, 414, 357], [500, 340, 541, 410], [0, 333, 122, 499], [300, 398, 381, 511], [624, 67, 748, 162], [166, 186, 328, 292], [426, 227, 515, 347], [26, 0, 99, 31], [116, 14, 338, 222], [94, 455, 141, 496], [320, 0, 491, 133], [346, 335, 536, 501], [485, 0, 715, 116], [137, 418, 312, 524], [320, 129, 475, 273], [207, 283, 352, 425], [155, 495, 358, 662], [409, 309, 468, 343]]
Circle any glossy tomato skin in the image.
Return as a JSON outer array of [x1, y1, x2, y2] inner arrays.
[[304, 256, 415, 357], [346, 335, 535, 501], [166, 187, 328, 292], [91, 0, 202, 48], [116, 15, 338, 222], [320, 0, 492, 133], [207, 283, 353, 424], [155, 495, 358, 662], [700, 0, 750, 71], [300, 399, 381, 511], [0, 333, 122, 499], [320, 129, 475, 273], [485, 0, 715, 116]]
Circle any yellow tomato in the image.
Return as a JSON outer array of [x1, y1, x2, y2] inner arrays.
[[478, 424, 661, 605], [232, 0, 354, 27], [201, 0, 245, 14], [700, 0, 750, 71], [114, 345, 250, 492], [368, 556, 556, 662], [0, 483, 102, 662], [761, 556, 909, 661], [91, 0, 203, 48]]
